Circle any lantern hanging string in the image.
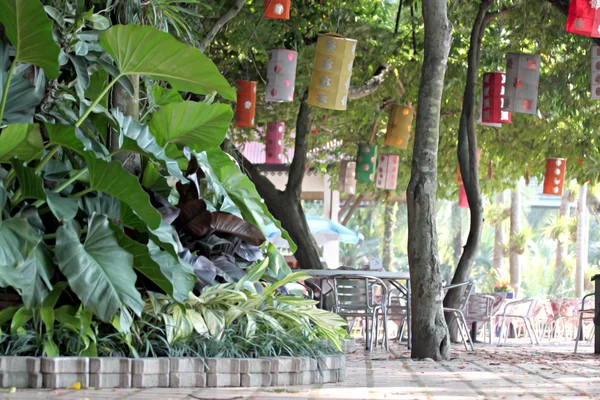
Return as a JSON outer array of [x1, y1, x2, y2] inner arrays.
[[249, 49, 267, 84], [394, 0, 404, 35], [369, 117, 380, 144], [222, 0, 275, 77], [336, 0, 343, 33]]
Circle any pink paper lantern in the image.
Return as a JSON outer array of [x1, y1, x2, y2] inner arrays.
[[265, 122, 285, 164], [266, 49, 297, 102], [459, 184, 469, 208], [376, 154, 399, 191]]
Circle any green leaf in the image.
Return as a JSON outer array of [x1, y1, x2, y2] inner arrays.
[[236, 258, 268, 290], [10, 307, 32, 334], [274, 296, 318, 307], [46, 191, 79, 221], [151, 83, 183, 107], [0, 124, 44, 162], [47, 124, 85, 155], [99, 25, 235, 100], [80, 194, 119, 220], [0, 0, 60, 78], [148, 101, 232, 151], [266, 243, 292, 281], [55, 215, 144, 322], [40, 281, 68, 333], [84, 153, 162, 230], [10, 160, 46, 201], [0, 215, 42, 270], [263, 271, 311, 297], [112, 109, 187, 183]]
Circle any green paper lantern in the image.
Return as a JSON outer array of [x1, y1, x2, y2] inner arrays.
[[355, 143, 377, 182]]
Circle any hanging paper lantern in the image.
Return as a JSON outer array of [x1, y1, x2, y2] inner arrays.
[[235, 80, 256, 127], [265, 122, 285, 164], [503, 53, 540, 115], [338, 160, 356, 194], [566, 0, 600, 37], [481, 72, 511, 124], [355, 143, 377, 182], [266, 49, 297, 102], [543, 158, 567, 196], [264, 0, 290, 19], [591, 46, 600, 99], [384, 104, 413, 149], [458, 184, 469, 208], [476, 87, 501, 128], [307, 33, 357, 111], [376, 154, 400, 190]]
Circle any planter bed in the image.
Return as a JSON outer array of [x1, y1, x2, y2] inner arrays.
[[0, 355, 346, 389]]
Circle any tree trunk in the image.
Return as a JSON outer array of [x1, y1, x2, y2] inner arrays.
[[576, 184, 589, 298], [554, 189, 570, 282], [382, 200, 395, 271], [509, 189, 521, 298], [406, 0, 452, 360], [446, 0, 494, 311], [492, 191, 505, 278], [111, 76, 141, 175]]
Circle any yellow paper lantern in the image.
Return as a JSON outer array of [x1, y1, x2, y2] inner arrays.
[[384, 105, 413, 149], [307, 33, 357, 111]]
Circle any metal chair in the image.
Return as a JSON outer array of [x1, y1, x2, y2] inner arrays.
[[382, 280, 408, 343], [466, 294, 496, 344], [574, 293, 595, 353], [443, 281, 475, 351], [329, 275, 388, 351], [497, 298, 540, 345]]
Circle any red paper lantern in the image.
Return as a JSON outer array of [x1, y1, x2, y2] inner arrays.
[[235, 80, 256, 128], [543, 158, 567, 196], [376, 154, 399, 191], [266, 122, 285, 164], [264, 0, 290, 19], [566, 0, 600, 38], [458, 184, 469, 208], [481, 72, 511, 124]]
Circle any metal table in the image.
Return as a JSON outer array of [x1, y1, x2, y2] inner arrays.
[[304, 269, 411, 349]]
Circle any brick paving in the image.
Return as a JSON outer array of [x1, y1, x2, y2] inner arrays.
[[1, 340, 598, 399]]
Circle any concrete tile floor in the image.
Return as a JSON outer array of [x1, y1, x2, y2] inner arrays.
[[1, 340, 598, 399]]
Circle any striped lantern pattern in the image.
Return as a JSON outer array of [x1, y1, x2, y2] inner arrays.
[[376, 154, 399, 191], [476, 87, 501, 128], [481, 72, 511, 124], [503, 53, 541, 115], [235, 80, 256, 127], [338, 160, 356, 194], [543, 158, 567, 196], [592, 45, 600, 99], [458, 184, 469, 208], [265, 122, 285, 164], [264, 0, 290, 19], [385, 105, 413, 149], [566, 0, 600, 38], [307, 33, 357, 110], [355, 143, 377, 182], [266, 49, 297, 102]]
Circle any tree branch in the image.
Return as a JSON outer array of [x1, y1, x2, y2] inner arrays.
[[348, 66, 392, 100], [285, 90, 311, 199], [199, 0, 246, 52]]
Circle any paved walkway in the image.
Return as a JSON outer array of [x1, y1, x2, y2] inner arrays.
[[1, 340, 599, 399]]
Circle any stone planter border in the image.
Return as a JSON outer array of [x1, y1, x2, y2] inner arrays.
[[0, 354, 345, 389]]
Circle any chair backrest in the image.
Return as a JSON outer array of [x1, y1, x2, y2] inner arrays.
[[466, 294, 493, 319], [330, 275, 387, 312], [443, 281, 474, 311]]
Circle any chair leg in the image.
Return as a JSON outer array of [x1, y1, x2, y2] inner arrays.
[[458, 312, 474, 351], [497, 316, 506, 346], [364, 315, 370, 350], [382, 308, 389, 351], [574, 313, 584, 353]]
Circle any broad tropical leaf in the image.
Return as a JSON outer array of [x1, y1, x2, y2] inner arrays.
[[211, 212, 266, 246], [84, 153, 162, 230], [263, 271, 311, 297], [112, 109, 187, 183], [148, 101, 232, 151], [46, 191, 79, 221], [0, 215, 42, 270], [151, 83, 183, 107], [10, 160, 45, 201], [47, 124, 85, 155], [0, 0, 60, 77], [99, 25, 235, 100], [55, 215, 144, 322], [80, 194, 119, 220], [0, 124, 43, 162], [265, 243, 292, 281]]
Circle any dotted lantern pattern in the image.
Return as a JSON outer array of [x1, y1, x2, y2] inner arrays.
[[265, 122, 285, 165], [376, 155, 400, 191], [266, 49, 298, 103], [338, 161, 357, 195], [591, 45, 600, 99], [503, 53, 540, 115], [235, 80, 257, 128], [543, 158, 567, 196], [385, 104, 413, 150], [264, 0, 290, 19], [355, 144, 377, 182]]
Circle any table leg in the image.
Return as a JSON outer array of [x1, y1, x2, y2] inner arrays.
[[318, 278, 324, 309], [407, 278, 411, 350], [471, 322, 477, 342]]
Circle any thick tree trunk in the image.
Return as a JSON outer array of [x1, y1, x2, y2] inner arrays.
[[554, 189, 570, 282], [382, 201, 395, 271], [492, 191, 505, 278], [111, 75, 141, 175], [576, 184, 589, 298], [446, 0, 494, 311], [406, 0, 452, 360], [509, 189, 521, 298]]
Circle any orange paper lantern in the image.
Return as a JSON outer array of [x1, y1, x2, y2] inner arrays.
[[264, 0, 290, 19], [235, 80, 256, 128], [543, 158, 567, 196], [385, 105, 413, 149]]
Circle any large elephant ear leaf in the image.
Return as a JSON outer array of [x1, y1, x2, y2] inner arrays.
[[55, 215, 144, 322], [84, 153, 162, 230], [0, 0, 60, 78], [148, 101, 232, 151], [212, 212, 266, 246], [10, 160, 46, 201], [99, 25, 235, 100], [0, 124, 44, 163]]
